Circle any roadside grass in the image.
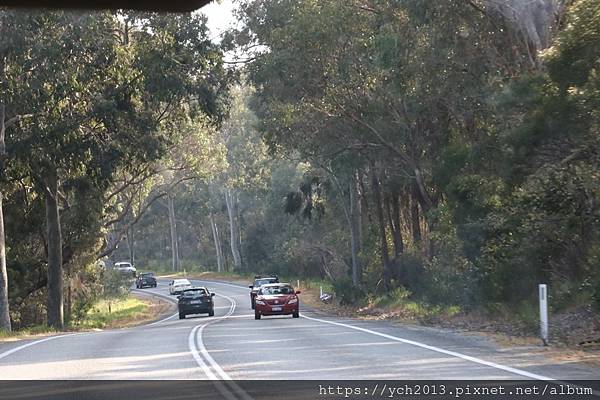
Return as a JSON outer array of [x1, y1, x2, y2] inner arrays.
[[74, 297, 148, 329], [0, 296, 154, 341], [0, 325, 59, 339], [295, 277, 333, 293], [365, 295, 461, 321]]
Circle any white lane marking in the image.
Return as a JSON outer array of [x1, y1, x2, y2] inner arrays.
[[0, 333, 80, 361], [0, 289, 178, 362], [188, 324, 218, 380], [195, 294, 236, 381], [144, 311, 179, 327], [188, 323, 243, 400], [188, 293, 254, 400], [301, 314, 554, 381]]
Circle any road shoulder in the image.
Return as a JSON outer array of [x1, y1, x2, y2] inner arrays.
[[0, 291, 176, 345]]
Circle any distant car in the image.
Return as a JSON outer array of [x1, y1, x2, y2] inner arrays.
[[249, 275, 279, 309], [114, 262, 136, 277], [254, 283, 300, 320], [135, 272, 157, 289], [169, 278, 192, 295], [178, 287, 215, 319]]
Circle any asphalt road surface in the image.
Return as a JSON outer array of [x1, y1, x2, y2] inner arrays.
[[0, 279, 597, 380]]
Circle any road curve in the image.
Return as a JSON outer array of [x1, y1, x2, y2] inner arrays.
[[0, 278, 596, 380]]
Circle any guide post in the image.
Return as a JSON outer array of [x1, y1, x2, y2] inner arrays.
[[539, 284, 549, 346]]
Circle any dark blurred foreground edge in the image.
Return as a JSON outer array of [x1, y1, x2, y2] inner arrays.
[[0, 0, 211, 12], [0, 380, 599, 400]]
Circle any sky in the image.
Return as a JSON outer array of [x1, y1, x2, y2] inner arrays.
[[199, 0, 237, 43]]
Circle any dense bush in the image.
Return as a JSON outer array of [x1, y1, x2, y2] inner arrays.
[[332, 278, 366, 306]]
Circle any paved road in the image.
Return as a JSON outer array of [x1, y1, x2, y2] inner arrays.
[[0, 279, 596, 380]]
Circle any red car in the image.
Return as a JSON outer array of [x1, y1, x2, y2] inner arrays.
[[254, 283, 300, 319]]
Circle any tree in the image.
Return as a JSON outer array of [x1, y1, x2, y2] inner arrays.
[[1, 10, 229, 328], [212, 83, 271, 271], [228, 0, 599, 309], [0, 104, 11, 331]]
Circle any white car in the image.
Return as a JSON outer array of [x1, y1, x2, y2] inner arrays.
[[169, 279, 192, 295], [114, 262, 136, 277]]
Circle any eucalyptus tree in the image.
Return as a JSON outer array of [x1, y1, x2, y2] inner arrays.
[[0, 104, 11, 331], [2, 12, 132, 328], [213, 83, 270, 271], [97, 12, 231, 271], [235, 0, 558, 291], [2, 10, 229, 328]]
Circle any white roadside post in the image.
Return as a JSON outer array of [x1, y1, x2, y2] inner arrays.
[[539, 284, 549, 346]]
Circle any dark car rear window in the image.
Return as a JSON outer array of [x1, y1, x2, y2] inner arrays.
[[182, 289, 207, 297], [255, 278, 277, 287]]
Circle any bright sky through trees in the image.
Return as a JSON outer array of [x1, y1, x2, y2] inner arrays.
[[199, 0, 236, 43]]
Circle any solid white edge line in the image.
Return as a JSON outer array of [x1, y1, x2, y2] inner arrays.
[[144, 311, 179, 327], [301, 314, 554, 381]]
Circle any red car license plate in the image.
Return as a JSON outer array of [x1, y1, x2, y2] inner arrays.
[[271, 306, 282, 311]]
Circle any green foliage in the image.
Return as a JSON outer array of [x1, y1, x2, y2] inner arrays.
[[75, 297, 146, 329], [1, 9, 229, 327], [4, 0, 600, 331], [331, 277, 366, 306]]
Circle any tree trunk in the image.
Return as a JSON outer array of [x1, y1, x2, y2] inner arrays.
[[349, 171, 362, 287], [0, 104, 11, 332], [127, 227, 135, 266], [65, 281, 72, 324], [224, 188, 242, 271], [0, 192, 10, 332], [167, 195, 179, 272], [370, 168, 391, 288], [413, 168, 433, 212], [209, 214, 224, 272], [358, 170, 373, 225], [411, 185, 422, 245], [46, 172, 64, 329], [236, 191, 243, 257], [386, 188, 404, 260], [357, 172, 363, 253]]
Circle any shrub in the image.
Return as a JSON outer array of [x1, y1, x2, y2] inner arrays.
[[592, 280, 600, 312], [332, 278, 366, 306]]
